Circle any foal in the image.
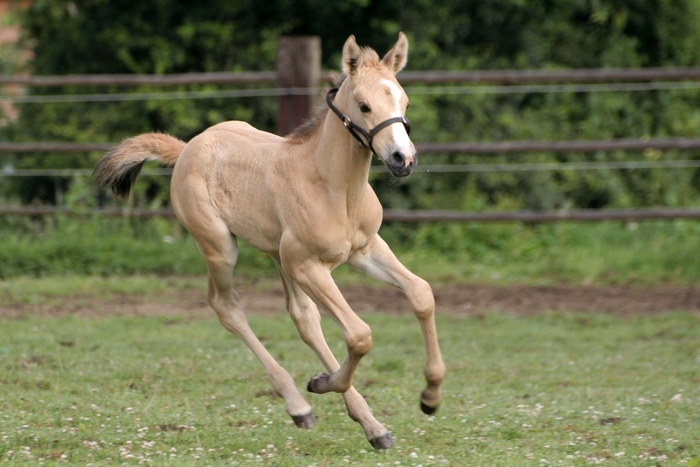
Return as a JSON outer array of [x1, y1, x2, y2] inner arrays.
[[95, 32, 445, 450]]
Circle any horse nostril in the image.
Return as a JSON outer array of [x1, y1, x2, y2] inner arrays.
[[392, 151, 405, 165]]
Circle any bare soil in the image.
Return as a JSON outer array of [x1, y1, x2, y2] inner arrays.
[[2, 281, 698, 319]]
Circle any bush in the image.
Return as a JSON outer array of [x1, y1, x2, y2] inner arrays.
[[2, 213, 698, 286]]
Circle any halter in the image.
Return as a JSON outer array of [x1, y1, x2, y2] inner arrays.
[[326, 87, 411, 156]]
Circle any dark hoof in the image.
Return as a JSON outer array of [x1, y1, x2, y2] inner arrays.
[[420, 401, 438, 415], [291, 411, 316, 429], [370, 432, 395, 450], [307, 372, 330, 394]]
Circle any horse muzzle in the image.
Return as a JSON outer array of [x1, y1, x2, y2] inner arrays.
[[385, 150, 417, 177]]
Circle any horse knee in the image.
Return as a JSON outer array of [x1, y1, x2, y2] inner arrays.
[[410, 278, 435, 320], [346, 322, 373, 356]]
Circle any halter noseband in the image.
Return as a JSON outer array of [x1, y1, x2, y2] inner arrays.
[[326, 87, 411, 156]]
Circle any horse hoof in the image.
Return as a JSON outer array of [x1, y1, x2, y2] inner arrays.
[[291, 411, 316, 429], [307, 372, 330, 394], [370, 432, 395, 450], [420, 401, 438, 415]]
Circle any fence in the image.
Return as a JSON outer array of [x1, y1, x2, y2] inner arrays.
[[2, 205, 700, 223], [2, 37, 700, 222]]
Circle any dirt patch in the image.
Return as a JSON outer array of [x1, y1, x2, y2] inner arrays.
[[434, 284, 700, 317], [346, 283, 700, 317], [1, 281, 698, 319]]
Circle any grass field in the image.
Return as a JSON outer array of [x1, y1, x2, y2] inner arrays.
[[2, 217, 700, 286], [1, 304, 698, 465], [1, 218, 699, 464]]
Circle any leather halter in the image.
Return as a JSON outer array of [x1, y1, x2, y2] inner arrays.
[[326, 87, 411, 156]]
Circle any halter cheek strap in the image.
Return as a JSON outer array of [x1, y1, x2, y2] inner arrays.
[[326, 88, 411, 156]]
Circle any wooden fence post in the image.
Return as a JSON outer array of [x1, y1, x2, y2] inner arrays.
[[276, 36, 321, 136]]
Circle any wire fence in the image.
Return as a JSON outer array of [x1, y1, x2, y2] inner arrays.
[[2, 66, 700, 222], [3, 205, 700, 223], [3, 137, 700, 156], [3, 159, 700, 178], [3, 66, 700, 86], [6, 81, 700, 105]]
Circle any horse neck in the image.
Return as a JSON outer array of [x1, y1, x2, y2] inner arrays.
[[308, 94, 373, 206]]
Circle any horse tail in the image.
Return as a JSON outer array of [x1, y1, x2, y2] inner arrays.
[[95, 133, 186, 198]]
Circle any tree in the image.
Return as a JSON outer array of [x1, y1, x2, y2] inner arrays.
[[2, 0, 700, 209]]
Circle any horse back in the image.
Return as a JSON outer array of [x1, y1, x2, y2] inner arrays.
[[171, 121, 290, 252]]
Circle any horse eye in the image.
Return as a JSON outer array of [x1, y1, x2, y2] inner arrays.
[[359, 103, 371, 113]]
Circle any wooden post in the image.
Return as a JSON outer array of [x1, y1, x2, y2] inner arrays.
[[276, 36, 321, 136]]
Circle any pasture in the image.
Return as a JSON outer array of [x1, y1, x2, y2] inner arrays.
[[4, 5, 700, 465], [1, 276, 698, 465]]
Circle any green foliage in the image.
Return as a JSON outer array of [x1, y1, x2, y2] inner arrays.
[[378, 219, 700, 286], [0, 309, 697, 463], [1, 0, 700, 211], [1, 214, 699, 285], [0, 215, 199, 277]]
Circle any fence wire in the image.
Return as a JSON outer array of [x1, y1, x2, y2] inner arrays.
[[3, 160, 700, 178], [4, 81, 700, 105], [2, 67, 700, 221]]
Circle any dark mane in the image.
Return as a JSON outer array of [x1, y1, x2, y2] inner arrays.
[[288, 72, 348, 141]]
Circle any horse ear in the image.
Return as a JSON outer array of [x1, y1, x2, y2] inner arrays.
[[342, 35, 363, 76], [382, 31, 409, 73]]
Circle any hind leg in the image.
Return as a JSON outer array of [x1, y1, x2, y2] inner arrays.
[[277, 266, 393, 449], [184, 214, 314, 427]]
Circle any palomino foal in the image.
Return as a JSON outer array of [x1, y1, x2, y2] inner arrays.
[[95, 33, 445, 450]]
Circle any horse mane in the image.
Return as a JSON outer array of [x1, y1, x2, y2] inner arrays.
[[287, 73, 346, 141], [288, 47, 382, 141]]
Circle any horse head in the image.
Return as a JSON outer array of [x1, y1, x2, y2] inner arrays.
[[330, 32, 416, 177]]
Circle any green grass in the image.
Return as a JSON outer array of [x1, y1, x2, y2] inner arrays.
[[1, 310, 698, 465], [0, 275, 205, 308], [1, 216, 698, 463], [388, 219, 700, 286], [2, 216, 700, 286]]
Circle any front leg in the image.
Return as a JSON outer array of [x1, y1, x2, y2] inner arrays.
[[349, 235, 446, 414], [277, 266, 393, 449], [280, 247, 373, 395]]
